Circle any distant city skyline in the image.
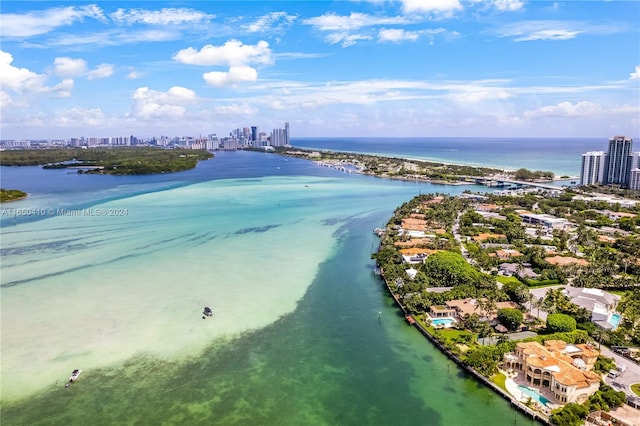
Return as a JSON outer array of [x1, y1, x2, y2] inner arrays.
[[0, 121, 291, 151], [1, 1, 639, 139]]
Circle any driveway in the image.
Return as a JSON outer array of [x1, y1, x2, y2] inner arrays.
[[600, 345, 640, 399]]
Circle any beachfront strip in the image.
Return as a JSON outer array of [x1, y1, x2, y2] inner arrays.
[[373, 191, 640, 426]]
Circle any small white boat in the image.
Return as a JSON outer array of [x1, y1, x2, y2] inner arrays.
[[69, 369, 82, 382]]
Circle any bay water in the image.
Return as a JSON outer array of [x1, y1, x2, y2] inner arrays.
[[1, 150, 537, 425]]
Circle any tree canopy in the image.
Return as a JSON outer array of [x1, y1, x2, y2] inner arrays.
[[422, 251, 481, 287], [547, 313, 577, 333], [498, 308, 524, 331], [0, 148, 213, 175]]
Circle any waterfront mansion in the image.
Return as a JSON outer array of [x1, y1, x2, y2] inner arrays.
[[503, 340, 601, 405]]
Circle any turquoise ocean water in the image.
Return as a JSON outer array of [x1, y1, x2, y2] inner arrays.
[[1, 149, 539, 425]]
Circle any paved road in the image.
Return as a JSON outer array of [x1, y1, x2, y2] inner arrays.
[[600, 346, 640, 399]]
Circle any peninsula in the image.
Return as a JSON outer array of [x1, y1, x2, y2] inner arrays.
[[0, 188, 28, 203], [274, 146, 555, 185], [373, 192, 640, 425], [0, 147, 213, 175]]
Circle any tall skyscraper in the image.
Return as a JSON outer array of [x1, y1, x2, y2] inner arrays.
[[251, 126, 258, 144], [580, 151, 606, 185], [284, 122, 290, 146], [605, 136, 633, 186]]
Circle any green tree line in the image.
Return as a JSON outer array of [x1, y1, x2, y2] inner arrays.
[[1, 148, 213, 175]]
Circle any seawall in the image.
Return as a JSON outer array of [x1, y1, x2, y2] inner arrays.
[[379, 267, 550, 425]]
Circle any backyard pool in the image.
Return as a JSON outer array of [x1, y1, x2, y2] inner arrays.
[[609, 313, 621, 329], [430, 318, 456, 327], [518, 385, 551, 406]]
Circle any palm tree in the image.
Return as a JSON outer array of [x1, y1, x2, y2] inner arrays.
[[526, 291, 535, 315], [542, 288, 566, 315], [533, 297, 544, 318]]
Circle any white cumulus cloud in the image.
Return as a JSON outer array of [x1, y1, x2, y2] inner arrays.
[[203, 66, 258, 87], [630, 65, 640, 80], [131, 86, 198, 120], [378, 28, 420, 42], [1, 50, 73, 99], [173, 40, 272, 66], [86, 63, 114, 80], [1, 50, 47, 91], [53, 57, 88, 77]]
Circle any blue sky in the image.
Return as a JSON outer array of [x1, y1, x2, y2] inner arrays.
[[1, 0, 638, 139]]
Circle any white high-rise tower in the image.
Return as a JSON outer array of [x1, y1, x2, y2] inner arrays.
[[580, 151, 606, 185]]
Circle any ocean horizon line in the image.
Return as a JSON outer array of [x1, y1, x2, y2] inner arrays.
[[291, 136, 639, 141]]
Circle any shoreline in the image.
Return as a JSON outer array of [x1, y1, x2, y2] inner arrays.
[[377, 267, 549, 425], [289, 143, 578, 178], [283, 147, 563, 188], [0, 194, 29, 203]]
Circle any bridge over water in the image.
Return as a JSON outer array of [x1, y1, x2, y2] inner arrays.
[[460, 176, 565, 191]]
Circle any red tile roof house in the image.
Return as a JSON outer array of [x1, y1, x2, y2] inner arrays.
[[503, 340, 600, 405]]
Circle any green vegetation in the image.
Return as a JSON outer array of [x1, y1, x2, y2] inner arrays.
[[495, 275, 522, 286], [491, 372, 508, 393], [593, 355, 617, 374], [372, 190, 639, 422], [463, 341, 516, 377], [497, 308, 523, 331], [422, 251, 483, 287], [0, 148, 213, 175], [502, 281, 531, 304], [277, 147, 506, 182], [550, 403, 589, 426], [631, 383, 640, 396], [546, 313, 577, 333], [513, 168, 555, 181], [0, 188, 27, 203]]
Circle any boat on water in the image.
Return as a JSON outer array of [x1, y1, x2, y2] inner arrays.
[[203, 306, 213, 317], [69, 369, 82, 382]]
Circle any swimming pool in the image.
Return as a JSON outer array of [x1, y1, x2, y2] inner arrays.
[[609, 313, 621, 329], [430, 318, 455, 327], [518, 385, 550, 406]]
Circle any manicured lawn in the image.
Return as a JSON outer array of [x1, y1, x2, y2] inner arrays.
[[631, 383, 640, 397], [433, 328, 475, 345], [491, 372, 508, 393], [496, 276, 522, 285]]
